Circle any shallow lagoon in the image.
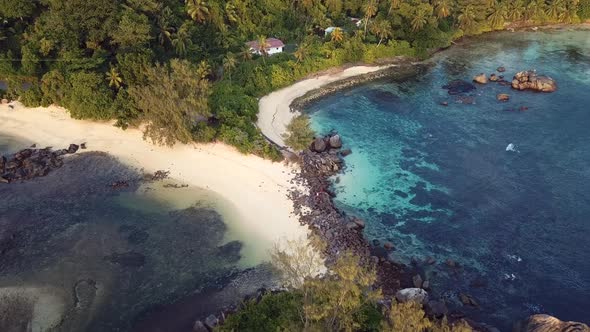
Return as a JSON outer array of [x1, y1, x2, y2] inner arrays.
[[0, 140, 276, 331], [308, 30, 590, 328]]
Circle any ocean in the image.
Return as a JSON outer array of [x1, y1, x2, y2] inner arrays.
[[307, 29, 590, 328]]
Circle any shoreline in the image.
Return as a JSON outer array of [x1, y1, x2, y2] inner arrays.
[[257, 64, 398, 148], [257, 23, 590, 148], [0, 103, 309, 266]]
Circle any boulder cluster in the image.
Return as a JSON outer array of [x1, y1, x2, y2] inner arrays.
[[290, 133, 409, 297], [1, 144, 81, 183], [511, 70, 557, 92]]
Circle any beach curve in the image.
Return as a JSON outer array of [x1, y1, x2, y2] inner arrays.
[[0, 103, 308, 264], [257, 65, 392, 147]]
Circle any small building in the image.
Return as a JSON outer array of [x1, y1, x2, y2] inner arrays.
[[246, 38, 285, 56], [349, 17, 362, 27], [324, 27, 339, 36]]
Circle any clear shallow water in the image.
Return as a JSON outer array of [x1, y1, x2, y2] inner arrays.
[[308, 30, 590, 328], [0, 145, 274, 331]]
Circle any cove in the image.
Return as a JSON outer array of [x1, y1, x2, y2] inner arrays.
[[307, 29, 590, 329], [0, 145, 276, 331]]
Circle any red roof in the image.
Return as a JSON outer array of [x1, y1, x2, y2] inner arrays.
[[246, 38, 285, 50]]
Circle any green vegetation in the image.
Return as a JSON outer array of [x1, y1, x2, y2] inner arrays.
[[283, 114, 316, 151], [218, 239, 472, 331], [1, 0, 585, 158]]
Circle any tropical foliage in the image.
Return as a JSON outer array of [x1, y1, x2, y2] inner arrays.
[[0, 0, 586, 159]]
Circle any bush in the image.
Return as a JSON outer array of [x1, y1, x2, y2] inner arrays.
[[283, 114, 315, 151], [579, 0, 590, 20], [19, 84, 43, 107], [216, 292, 304, 332], [65, 71, 114, 120]]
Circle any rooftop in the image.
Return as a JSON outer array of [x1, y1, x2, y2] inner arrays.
[[246, 38, 285, 50]]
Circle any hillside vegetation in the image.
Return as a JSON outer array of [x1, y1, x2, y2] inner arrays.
[[1, 0, 588, 157]]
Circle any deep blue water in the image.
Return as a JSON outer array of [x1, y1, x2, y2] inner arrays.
[[307, 30, 590, 328]]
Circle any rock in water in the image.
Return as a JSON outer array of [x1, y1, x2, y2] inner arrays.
[[328, 134, 342, 149], [412, 274, 423, 288], [497, 93, 510, 102], [459, 293, 479, 307], [511, 71, 557, 92], [312, 137, 327, 153], [473, 73, 488, 84], [67, 144, 80, 154], [497, 66, 506, 72], [490, 73, 499, 82], [395, 288, 429, 304], [520, 314, 590, 332]]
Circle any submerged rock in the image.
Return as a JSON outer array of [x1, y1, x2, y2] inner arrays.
[[497, 93, 510, 102], [497, 66, 506, 72], [442, 80, 477, 95], [459, 292, 479, 307], [519, 314, 590, 332], [104, 251, 146, 267], [511, 71, 557, 92], [473, 73, 488, 84]]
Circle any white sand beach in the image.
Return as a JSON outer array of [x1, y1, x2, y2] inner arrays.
[[257, 65, 391, 147], [0, 103, 308, 265]]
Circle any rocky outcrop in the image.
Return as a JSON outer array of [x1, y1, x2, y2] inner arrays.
[[395, 288, 428, 304], [473, 73, 488, 84], [290, 132, 409, 298], [1, 145, 81, 183], [311, 137, 327, 153], [511, 71, 557, 92], [519, 314, 590, 332]]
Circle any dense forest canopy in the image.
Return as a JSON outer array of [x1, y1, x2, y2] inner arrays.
[[1, 0, 589, 157]]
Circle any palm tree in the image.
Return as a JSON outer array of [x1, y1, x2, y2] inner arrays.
[[371, 19, 392, 46], [157, 7, 175, 46], [331, 27, 344, 43], [186, 0, 209, 23], [411, 8, 428, 31], [172, 23, 192, 56], [434, 0, 451, 19], [225, 2, 238, 23], [507, 0, 525, 22], [105, 67, 123, 90], [196, 61, 211, 80], [525, 0, 546, 21], [222, 52, 237, 81], [458, 5, 477, 33], [294, 43, 308, 63], [387, 0, 401, 15], [546, 0, 566, 21], [257, 35, 270, 63], [487, 2, 507, 28], [240, 45, 253, 61], [363, 0, 378, 37]]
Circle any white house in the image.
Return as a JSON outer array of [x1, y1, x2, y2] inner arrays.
[[246, 38, 285, 56], [324, 27, 339, 36]]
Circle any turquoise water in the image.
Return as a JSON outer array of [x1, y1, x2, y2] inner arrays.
[[308, 30, 590, 328]]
